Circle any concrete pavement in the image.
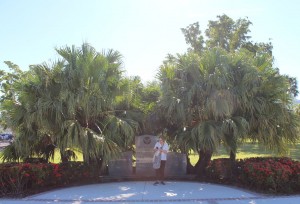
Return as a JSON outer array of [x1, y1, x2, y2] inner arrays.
[[1, 181, 300, 204]]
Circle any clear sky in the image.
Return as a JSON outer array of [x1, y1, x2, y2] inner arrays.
[[1, 0, 300, 88]]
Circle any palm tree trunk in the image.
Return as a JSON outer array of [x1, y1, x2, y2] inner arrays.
[[195, 149, 212, 178], [186, 155, 195, 174], [230, 150, 236, 162], [229, 150, 238, 180], [60, 148, 68, 163]]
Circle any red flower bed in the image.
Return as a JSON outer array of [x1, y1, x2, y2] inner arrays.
[[206, 157, 300, 194], [0, 162, 101, 197]]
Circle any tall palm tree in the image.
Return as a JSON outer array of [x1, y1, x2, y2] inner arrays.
[[0, 44, 139, 167], [156, 14, 300, 178], [157, 47, 299, 177]]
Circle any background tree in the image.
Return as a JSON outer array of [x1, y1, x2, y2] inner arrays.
[[181, 22, 205, 53], [116, 76, 161, 135]]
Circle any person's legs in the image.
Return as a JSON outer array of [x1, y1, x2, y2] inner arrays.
[[154, 168, 160, 185], [160, 160, 166, 184]]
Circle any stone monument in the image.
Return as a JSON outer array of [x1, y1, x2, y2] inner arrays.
[[165, 152, 187, 176], [108, 151, 133, 176], [135, 135, 158, 176], [108, 135, 187, 177]]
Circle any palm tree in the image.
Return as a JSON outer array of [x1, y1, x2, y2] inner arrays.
[[157, 47, 299, 177], [0, 44, 139, 168], [154, 14, 300, 178]]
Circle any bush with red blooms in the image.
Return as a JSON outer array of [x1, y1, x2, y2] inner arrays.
[[205, 158, 234, 183], [1, 157, 299, 197], [0, 162, 100, 197], [206, 157, 300, 194]]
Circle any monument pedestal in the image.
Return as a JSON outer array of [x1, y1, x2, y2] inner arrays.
[[108, 151, 133, 176], [108, 135, 187, 177]]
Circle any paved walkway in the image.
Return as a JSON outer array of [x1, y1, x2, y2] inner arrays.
[[1, 181, 300, 204]]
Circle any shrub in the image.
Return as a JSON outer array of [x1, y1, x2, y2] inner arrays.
[[206, 158, 235, 183], [59, 162, 100, 185], [0, 162, 101, 197], [0, 163, 54, 197], [206, 157, 300, 194]]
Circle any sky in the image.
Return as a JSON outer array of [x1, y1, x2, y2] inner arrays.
[[1, 0, 300, 90]]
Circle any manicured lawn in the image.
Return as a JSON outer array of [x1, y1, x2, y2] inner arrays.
[[54, 141, 300, 165], [189, 141, 300, 166], [48, 148, 83, 163], [0, 146, 84, 164], [1, 141, 299, 165]]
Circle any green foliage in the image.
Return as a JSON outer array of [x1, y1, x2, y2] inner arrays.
[[158, 14, 299, 173], [181, 14, 271, 56], [115, 76, 161, 134], [1, 14, 299, 179], [181, 22, 204, 53], [205, 158, 233, 183], [206, 157, 300, 194], [0, 162, 100, 197], [0, 43, 139, 165], [158, 47, 299, 155], [238, 157, 300, 193]]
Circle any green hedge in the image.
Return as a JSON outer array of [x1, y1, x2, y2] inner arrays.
[[0, 162, 101, 197], [206, 157, 300, 194]]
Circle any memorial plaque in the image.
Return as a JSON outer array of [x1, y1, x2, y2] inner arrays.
[[135, 135, 158, 176], [108, 151, 133, 176]]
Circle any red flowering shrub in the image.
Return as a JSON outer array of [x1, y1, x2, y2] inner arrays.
[[239, 157, 300, 193], [240, 159, 292, 192], [206, 157, 300, 194], [0, 163, 59, 196], [284, 159, 300, 190], [206, 158, 234, 183], [58, 162, 100, 185], [0, 162, 100, 197]]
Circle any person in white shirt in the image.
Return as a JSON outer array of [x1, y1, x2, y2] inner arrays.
[[153, 136, 169, 185]]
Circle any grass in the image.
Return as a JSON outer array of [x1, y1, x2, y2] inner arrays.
[[48, 149, 84, 163], [1, 141, 299, 165], [0, 146, 84, 164], [189, 141, 300, 166]]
